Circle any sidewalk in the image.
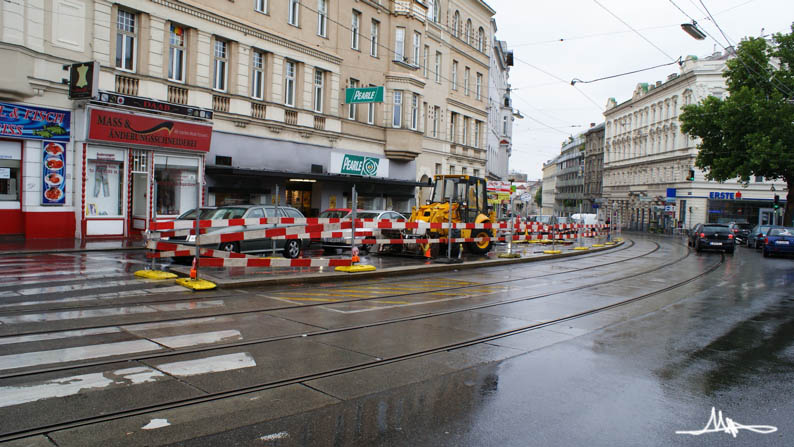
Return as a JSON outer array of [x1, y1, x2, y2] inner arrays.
[[0, 236, 145, 256]]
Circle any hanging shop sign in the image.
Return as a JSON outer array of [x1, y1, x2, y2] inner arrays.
[[68, 61, 100, 100], [42, 141, 66, 205], [330, 152, 389, 177], [0, 101, 70, 141], [87, 108, 212, 152], [345, 86, 385, 104]]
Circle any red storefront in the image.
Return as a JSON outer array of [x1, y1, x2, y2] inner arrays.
[[80, 106, 212, 238], [0, 101, 73, 239]]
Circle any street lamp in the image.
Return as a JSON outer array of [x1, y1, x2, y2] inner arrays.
[[681, 21, 707, 40]]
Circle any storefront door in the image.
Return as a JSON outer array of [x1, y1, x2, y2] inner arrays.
[[759, 208, 776, 226]]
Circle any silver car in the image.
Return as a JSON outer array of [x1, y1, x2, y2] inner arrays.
[[175, 205, 309, 259]]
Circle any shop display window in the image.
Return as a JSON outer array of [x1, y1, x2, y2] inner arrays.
[[0, 160, 20, 201], [86, 149, 124, 216], [156, 155, 199, 216]]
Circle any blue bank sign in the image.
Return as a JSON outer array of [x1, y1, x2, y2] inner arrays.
[[709, 192, 736, 200]]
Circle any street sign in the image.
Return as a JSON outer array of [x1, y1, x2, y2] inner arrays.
[[345, 86, 384, 104], [68, 61, 99, 100], [519, 192, 532, 201], [639, 197, 652, 202], [592, 203, 600, 209], [665, 205, 676, 212]]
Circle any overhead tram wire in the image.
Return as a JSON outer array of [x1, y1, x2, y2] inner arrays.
[[592, 0, 679, 63], [570, 57, 683, 85]]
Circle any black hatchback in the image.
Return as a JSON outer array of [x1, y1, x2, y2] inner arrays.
[[688, 223, 735, 254]]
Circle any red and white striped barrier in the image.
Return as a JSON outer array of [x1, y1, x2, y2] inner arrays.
[[145, 241, 353, 268]]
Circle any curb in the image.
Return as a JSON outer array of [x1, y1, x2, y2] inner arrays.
[[167, 241, 624, 289]]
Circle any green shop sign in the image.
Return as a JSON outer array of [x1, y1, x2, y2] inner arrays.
[[340, 154, 380, 176], [345, 86, 384, 104]]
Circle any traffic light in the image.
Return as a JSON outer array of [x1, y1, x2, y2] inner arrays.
[[687, 169, 695, 181], [774, 194, 780, 209]]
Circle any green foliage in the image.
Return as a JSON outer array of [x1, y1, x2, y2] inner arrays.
[[679, 24, 794, 225], [534, 187, 542, 207]]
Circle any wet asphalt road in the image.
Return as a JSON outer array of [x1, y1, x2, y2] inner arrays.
[[0, 235, 792, 446]]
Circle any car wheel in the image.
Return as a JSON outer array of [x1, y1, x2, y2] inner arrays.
[[219, 241, 240, 253], [468, 229, 493, 254], [283, 240, 301, 259]]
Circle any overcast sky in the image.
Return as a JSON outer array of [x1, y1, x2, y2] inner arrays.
[[487, 0, 794, 180]]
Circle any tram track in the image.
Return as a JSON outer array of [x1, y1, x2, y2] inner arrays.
[[0, 239, 721, 442], [1, 239, 676, 381]]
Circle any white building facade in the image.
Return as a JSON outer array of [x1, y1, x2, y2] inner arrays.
[[603, 52, 785, 231], [485, 19, 515, 181]]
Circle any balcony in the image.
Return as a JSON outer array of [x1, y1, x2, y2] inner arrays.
[[285, 110, 298, 126], [313, 115, 326, 130], [115, 75, 139, 96], [384, 128, 423, 160], [251, 103, 266, 119], [168, 85, 188, 105], [212, 95, 229, 113]]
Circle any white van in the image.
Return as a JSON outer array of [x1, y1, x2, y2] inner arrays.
[[571, 213, 599, 225]]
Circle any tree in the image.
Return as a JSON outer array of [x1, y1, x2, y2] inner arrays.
[[680, 24, 794, 226], [534, 187, 542, 207]]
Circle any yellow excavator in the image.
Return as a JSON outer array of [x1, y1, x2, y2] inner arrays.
[[398, 175, 496, 257]]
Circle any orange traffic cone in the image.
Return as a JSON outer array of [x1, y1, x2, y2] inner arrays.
[[423, 244, 432, 258], [351, 246, 360, 263], [190, 257, 197, 279]]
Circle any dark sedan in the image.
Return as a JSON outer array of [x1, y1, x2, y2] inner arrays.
[[688, 223, 735, 254], [762, 226, 794, 257], [747, 224, 773, 249], [728, 222, 752, 245]]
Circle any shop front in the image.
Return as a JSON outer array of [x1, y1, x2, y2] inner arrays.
[[0, 101, 73, 239], [206, 133, 419, 216], [705, 191, 786, 226], [80, 106, 212, 237]]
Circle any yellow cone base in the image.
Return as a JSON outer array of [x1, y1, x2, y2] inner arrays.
[[498, 253, 521, 258], [615, 238, 623, 242], [134, 270, 178, 280], [604, 242, 616, 245], [335, 264, 377, 273], [543, 250, 562, 254], [592, 244, 605, 247], [573, 246, 590, 250], [175, 278, 217, 290]]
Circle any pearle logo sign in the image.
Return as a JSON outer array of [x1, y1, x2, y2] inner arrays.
[[341, 154, 379, 176]]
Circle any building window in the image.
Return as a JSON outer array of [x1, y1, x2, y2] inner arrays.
[[370, 20, 379, 57], [392, 90, 402, 128], [451, 61, 458, 90], [255, 0, 267, 13], [435, 163, 441, 175], [462, 116, 468, 145], [351, 10, 360, 49], [453, 11, 460, 38], [413, 32, 421, 65], [168, 24, 186, 82], [394, 27, 405, 62], [433, 0, 440, 23], [476, 73, 482, 100], [449, 165, 455, 174], [450, 112, 457, 142], [348, 78, 359, 120], [313, 69, 324, 113], [434, 51, 441, 83], [422, 45, 429, 77], [251, 50, 265, 100], [477, 27, 484, 51], [432, 106, 440, 138], [502, 115, 508, 135], [317, 0, 327, 37], [115, 9, 136, 71], [367, 84, 376, 124], [88, 148, 125, 216], [464, 67, 470, 95], [474, 121, 480, 148], [0, 142, 20, 203], [285, 60, 296, 106], [473, 169, 479, 177], [155, 155, 199, 216], [213, 39, 228, 92], [288, 0, 299, 26], [465, 19, 472, 45], [410, 94, 419, 130]]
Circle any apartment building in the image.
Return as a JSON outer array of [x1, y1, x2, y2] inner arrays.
[[583, 122, 605, 212], [540, 156, 558, 216], [555, 135, 585, 216], [603, 51, 785, 231], [486, 19, 515, 181], [0, 0, 495, 239]]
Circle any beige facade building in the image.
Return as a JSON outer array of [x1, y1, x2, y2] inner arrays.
[[0, 0, 494, 239]]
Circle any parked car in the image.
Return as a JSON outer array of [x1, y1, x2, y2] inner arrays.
[[318, 208, 355, 219], [528, 215, 558, 226], [747, 224, 774, 249], [171, 204, 309, 260], [321, 210, 406, 253], [688, 223, 735, 254], [762, 226, 794, 257], [727, 222, 752, 245]]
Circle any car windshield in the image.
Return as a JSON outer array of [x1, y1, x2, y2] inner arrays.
[[207, 207, 247, 220], [537, 216, 553, 224], [734, 223, 752, 230], [357, 212, 382, 219], [319, 210, 350, 218], [177, 208, 217, 220], [769, 227, 794, 236]]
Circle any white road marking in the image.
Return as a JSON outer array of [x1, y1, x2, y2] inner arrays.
[[0, 267, 121, 281], [0, 327, 122, 346], [156, 352, 256, 376], [122, 316, 229, 331], [142, 419, 171, 430], [153, 330, 242, 348], [259, 432, 290, 441], [0, 300, 225, 324], [17, 279, 155, 295], [0, 339, 163, 371], [0, 286, 188, 309]]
